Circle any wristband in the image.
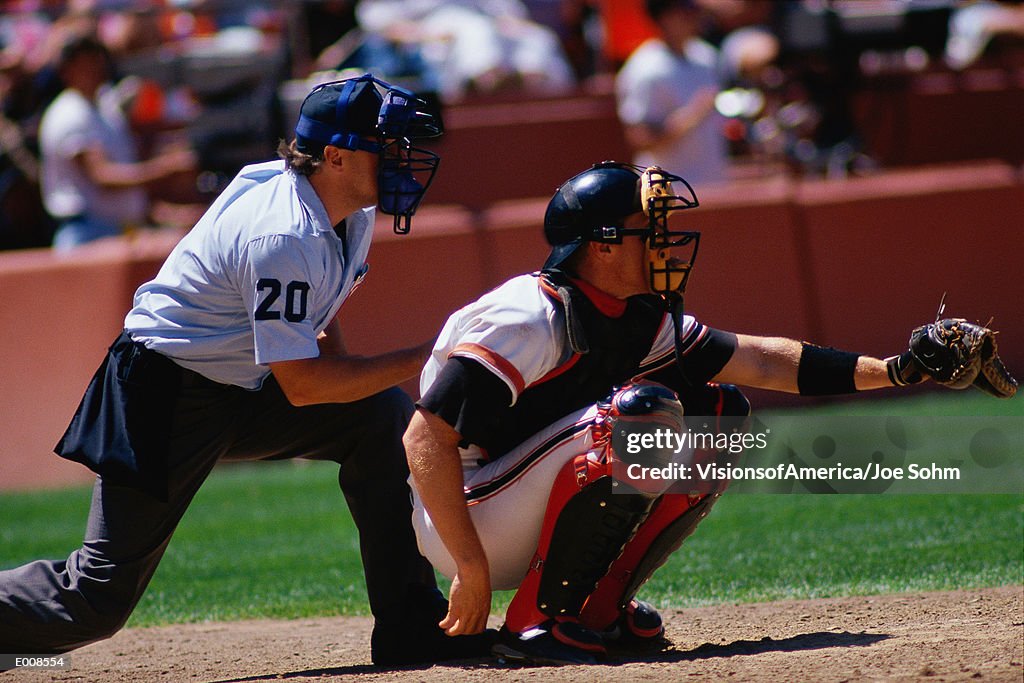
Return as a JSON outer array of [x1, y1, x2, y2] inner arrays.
[[885, 351, 924, 387], [797, 343, 861, 396]]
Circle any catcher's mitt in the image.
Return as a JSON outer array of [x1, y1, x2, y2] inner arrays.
[[887, 319, 1018, 398]]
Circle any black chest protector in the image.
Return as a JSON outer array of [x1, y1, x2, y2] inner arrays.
[[475, 271, 669, 459]]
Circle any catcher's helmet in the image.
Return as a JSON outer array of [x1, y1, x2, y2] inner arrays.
[[543, 161, 701, 296], [544, 162, 642, 271]]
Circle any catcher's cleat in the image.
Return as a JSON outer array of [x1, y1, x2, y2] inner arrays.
[[601, 599, 666, 645], [492, 620, 605, 666], [371, 585, 498, 666]]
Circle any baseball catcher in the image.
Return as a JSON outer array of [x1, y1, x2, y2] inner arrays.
[[403, 161, 1017, 666]]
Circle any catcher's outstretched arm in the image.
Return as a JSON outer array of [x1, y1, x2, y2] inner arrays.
[[713, 334, 896, 395], [712, 321, 1017, 399]]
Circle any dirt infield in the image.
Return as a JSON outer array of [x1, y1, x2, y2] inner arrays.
[[6, 586, 1022, 682]]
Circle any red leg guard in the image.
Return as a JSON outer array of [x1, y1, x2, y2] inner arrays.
[[506, 383, 748, 634], [504, 452, 607, 633], [504, 449, 656, 634], [578, 492, 714, 631], [579, 383, 749, 631]]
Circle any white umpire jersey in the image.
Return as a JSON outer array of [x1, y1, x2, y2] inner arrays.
[[126, 159, 373, 389]]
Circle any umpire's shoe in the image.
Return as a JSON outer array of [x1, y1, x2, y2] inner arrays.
[[371, 586, 497, 666], [492, 619, 606, 666]]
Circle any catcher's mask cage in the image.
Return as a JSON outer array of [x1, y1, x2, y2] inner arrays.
[[642, 165, 701, 297], [543, 161, 700, 297], [296, 73, 442, 234]]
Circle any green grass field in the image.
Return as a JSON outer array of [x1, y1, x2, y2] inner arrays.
[[1, 392, 1021, 628]]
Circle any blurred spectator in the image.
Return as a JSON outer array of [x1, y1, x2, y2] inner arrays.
[[312, 9, 440, 95], [696, 0, 775, 47], [97, 5, 165, 59], [0, 107, 53, 250], [721, 25, 779, 78], [615, 0, 728, 185], [769, 1, 878, 177], [0, 5, 97, 127], [711, 26, 783, 163], [519, 0, 598, 80], [300, 0, 359, 72], [0, 5, 101, 250], [945, 0, 1024, 69], [353, 0, 575, 101], [38, 34, 196, 252], [597, 0, 660, 70]]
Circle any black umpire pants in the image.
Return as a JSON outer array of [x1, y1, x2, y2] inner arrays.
[[0, 333, 435, 653]]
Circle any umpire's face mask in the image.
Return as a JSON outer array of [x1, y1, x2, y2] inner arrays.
[[377, 138, 439, 234], [374, 87, 440, 233]]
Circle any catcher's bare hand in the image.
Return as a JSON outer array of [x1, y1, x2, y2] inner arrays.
[[439, 565, 491, 636], [887, 318, 1018, 398]]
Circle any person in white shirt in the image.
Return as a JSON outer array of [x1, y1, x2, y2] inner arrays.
[[0, 73, 494, 667], [615, 0, 728, 186], [356, 0, 575, 101], [38, 35, 195, 252]]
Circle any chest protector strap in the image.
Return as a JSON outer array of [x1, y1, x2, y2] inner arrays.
[[540, 269, 666, 358], [550, 277, 590, 354]]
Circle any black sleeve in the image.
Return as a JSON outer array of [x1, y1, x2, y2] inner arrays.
[[647, 326, 738, 391], [681, 327, 738, 385], [417, 356, 513, 447]]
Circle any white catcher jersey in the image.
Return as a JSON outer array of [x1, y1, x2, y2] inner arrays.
[[420, 273, 704, 407], [126, 160, 374, 389]]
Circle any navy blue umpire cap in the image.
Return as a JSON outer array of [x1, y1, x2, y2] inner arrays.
[[294, 77, 384, 157]]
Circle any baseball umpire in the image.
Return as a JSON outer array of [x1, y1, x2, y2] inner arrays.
[[0, 73, 493, 666], [403, 161, 1017, 665]]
